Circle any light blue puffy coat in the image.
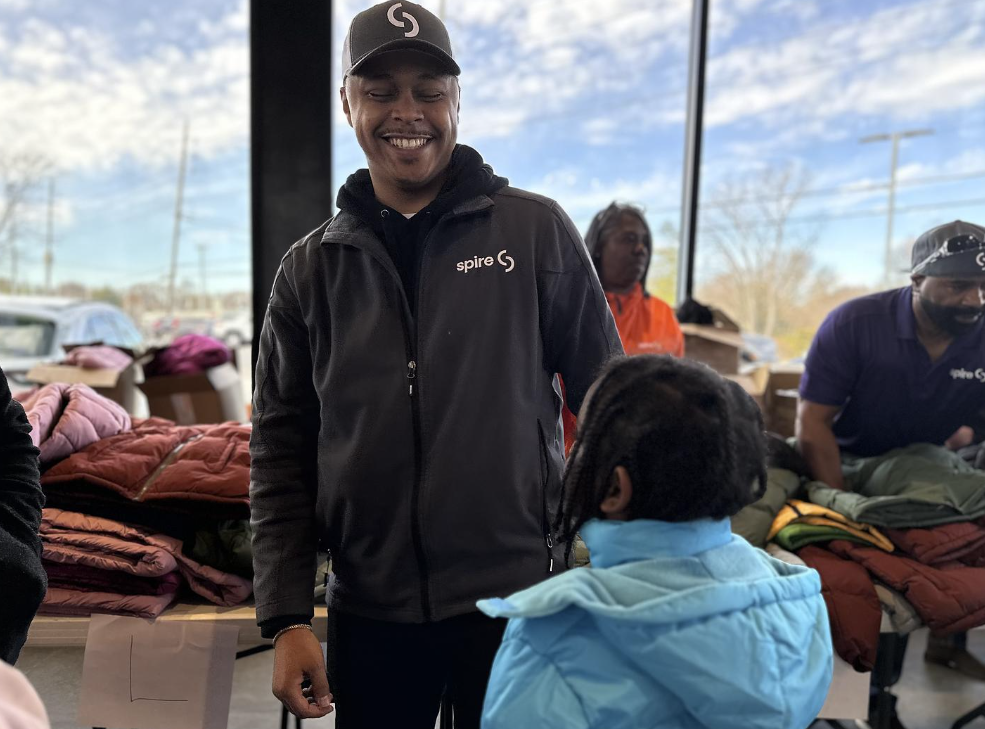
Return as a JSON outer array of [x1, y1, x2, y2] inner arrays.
[[479, 518, 833, 729]]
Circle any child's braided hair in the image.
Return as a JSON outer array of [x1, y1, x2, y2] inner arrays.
[[557, 355, 768, 550]]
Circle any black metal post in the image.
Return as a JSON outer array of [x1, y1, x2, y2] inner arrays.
[[250, 0, 335, 380], [676, 0, 710, 306]]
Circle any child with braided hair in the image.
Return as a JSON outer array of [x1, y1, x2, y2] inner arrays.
[[479, 355, 833, 729]]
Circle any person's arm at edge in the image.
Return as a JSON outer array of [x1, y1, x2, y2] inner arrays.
[[250, 249, 331, 719], [544, 203, 623, 417], [796, 400, 846, 490], [0, 366, 45, 665]]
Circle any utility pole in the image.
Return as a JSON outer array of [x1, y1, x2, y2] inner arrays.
[[197, 242, 207, 304], [167, 120, 190, 318], [438, 0, 447, 20], [45, 179, 54, 294], [8, 209, 17, 294], [860, 128, 934, 284]]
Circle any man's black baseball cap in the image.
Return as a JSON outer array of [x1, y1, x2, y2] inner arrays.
[[911, 220, 985, 277], [342, 2, 460, 79]]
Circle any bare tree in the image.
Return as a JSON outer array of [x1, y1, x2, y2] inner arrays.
[[0, 152, 52, 290], [698, 165, 820, 337]]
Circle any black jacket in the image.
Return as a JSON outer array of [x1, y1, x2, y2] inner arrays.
[[250, 151, 622, 628], [0, 367, 45, 664]]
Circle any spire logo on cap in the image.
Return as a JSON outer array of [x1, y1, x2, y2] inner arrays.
[[342, 1, 461, 78], [387, 3, 420, 38]]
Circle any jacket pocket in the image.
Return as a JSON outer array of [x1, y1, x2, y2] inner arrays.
[[536, 419, 557, 573]]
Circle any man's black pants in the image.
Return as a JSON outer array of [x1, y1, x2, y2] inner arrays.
[[327, 611, 507, 729]]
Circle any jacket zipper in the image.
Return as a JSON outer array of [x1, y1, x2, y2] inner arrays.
[[381, 208, 435, 621], [405, 343, 431, 620], [342, 209, 473, 621], [406, 217, 445, 622]]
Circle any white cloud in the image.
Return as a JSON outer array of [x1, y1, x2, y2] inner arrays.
[[768, 0, 819, 23], [328, 0, 786, 144], [531, 165, 681, 226], [0, 9, 248, 174], [705, 0, 985, 134], [582, 117, 620, 146], [897, 147, 985, 182], [199, 0, 248, 39]]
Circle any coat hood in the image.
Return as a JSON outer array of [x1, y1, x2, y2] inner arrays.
[[336, 143, 508, 234], [479, 519, 833, 729]]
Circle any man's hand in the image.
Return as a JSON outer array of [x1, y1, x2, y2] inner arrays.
[[796, 400, 846, 491], [946, 426, 974, 451], [272, 628, 334, 719]]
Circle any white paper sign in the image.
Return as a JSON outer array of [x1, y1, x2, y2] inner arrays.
[[78, 614, 239, 729]]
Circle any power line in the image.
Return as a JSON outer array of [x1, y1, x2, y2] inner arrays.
[[699, 195, 985, 233], [617, 168, 985, 218], [701, 167, 983, 209]]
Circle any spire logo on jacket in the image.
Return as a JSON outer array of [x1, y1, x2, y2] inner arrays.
[[950, 367, 985, 383], [456, 250, 515, 274]]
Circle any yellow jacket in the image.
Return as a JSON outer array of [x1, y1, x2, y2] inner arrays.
[[768, 500, 894, 552]]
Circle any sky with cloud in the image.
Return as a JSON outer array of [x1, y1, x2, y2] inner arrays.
[[1, 0, 983, 298]]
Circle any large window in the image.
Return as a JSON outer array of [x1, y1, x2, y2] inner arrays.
[[331, 0, 693, 303], [0, 0, 251, 369], [693, 0, 985, 361]]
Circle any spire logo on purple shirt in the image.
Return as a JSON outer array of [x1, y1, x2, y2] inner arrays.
[[950, 367, 985, 382]]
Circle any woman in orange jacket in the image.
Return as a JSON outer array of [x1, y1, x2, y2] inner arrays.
[[562, 203, 684, 452]]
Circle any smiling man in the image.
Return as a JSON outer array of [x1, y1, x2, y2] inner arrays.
[[797, 220, 985, 726], [248, 3, 621, 728]]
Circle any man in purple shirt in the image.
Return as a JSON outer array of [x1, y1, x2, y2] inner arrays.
[[797, 220, 985, 721], [799, 220, 985, 486]]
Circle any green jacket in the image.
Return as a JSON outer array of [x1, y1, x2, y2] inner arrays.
[[775, 524, 882, 552], [731, 468, 803, 548], [809, 444, 985, 528]]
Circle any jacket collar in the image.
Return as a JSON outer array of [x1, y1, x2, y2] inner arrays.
[[605, 283, 645, 313], [332, 143, 507, 238], [581, 517, 733, 568], [894, 286, 917, 341], [320, 196, 496, 246]]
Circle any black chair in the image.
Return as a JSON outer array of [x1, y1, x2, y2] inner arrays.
[[952, 700, 985, 729]]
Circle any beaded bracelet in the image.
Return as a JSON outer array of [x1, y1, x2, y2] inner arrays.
[[272, 623, 313, 645]]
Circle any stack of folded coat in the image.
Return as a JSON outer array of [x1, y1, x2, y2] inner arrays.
[[805, 444, 985, 632], [775, 444, 985, 670], [767, 500, 894, 553], [40, 509, 250, 617], [21, 384, 254, 618]]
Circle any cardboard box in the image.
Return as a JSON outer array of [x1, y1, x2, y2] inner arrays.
[[763, 364, 803, 438], [26, 345, 140, 414], [711, 307, 741, 333], [769, 389, 800, 438], [726, 365, 770, 411], [138, 363, 244, 425], [681, 324, 745, 375]]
